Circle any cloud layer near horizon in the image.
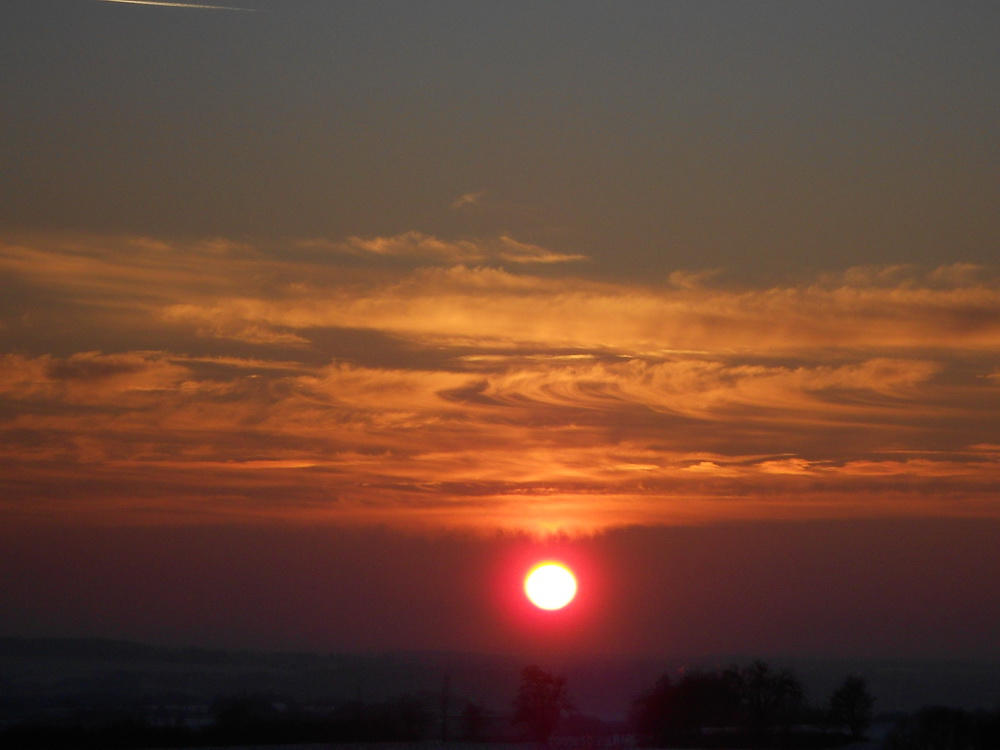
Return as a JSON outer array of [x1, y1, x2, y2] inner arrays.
[[2, 233, 999, 533]]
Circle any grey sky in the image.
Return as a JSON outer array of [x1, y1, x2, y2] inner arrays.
[[1, 1, 997, 279]]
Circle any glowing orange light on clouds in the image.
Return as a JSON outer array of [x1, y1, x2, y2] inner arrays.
[[4, 237, 1000, 535]]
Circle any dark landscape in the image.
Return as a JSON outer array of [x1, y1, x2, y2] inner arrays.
[[2, 638, 1000, 749]]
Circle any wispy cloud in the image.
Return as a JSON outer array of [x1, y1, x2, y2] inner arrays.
[[2, 234, 999, 533], [450, 191, 486, 210], [299, 231, 586, 265]]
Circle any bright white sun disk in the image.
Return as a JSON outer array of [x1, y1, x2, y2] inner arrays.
[[524, 562, 577, 610]]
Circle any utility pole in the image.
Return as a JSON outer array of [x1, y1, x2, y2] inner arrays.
[[440, 671, 451, 743]]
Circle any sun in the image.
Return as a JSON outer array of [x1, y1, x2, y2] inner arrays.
[[524, 562, 577, 610]]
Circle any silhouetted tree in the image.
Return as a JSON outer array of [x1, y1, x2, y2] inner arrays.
[[829, 674, 873, 740], [724, 659, 805, 740], [512, 665, 573, 744], [631, 670, 740, 746], [631, 673, 676, 746]]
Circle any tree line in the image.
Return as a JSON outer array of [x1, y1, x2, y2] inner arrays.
[[516, 660, 1000, 749], [5, 658, 1000, 749], [628, 659, 872, 748], [509, 659, 872, 747]]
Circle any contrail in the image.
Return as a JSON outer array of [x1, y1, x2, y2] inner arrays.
[[100, 0, 255, 10]]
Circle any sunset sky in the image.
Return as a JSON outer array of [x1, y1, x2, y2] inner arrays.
[[1, 1, 999, 660]]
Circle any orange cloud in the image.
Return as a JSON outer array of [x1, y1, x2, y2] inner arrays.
[[2, 234, 999, 534], [150, 262, 1000, 355]]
